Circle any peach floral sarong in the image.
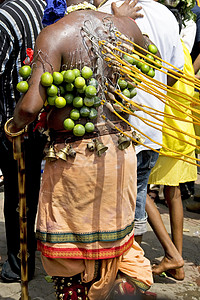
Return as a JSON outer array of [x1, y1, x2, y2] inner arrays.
[[37, 134, 136, 259], [36, 133, 153, 297]]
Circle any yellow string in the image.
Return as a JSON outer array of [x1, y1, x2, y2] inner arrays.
[[100, 40, 200, 108], [102, 45, 200, 116], [106, 66, 200, 132], [104, 91, 200, 151], [97, 33, 200, 166], [115, 62, 200, 124], [112, 33, 200, 89], [101, 115, 200, 167]]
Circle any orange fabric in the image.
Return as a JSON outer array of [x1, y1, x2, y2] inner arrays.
[[36, 133, 137, 260], [37, 235, 134, 260], [41, 240, 153, 300], [119, 240, 153, 288], [37, 133, 153, 298]]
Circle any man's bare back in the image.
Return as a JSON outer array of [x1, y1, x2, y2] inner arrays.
[[12, 9, 146, 132]]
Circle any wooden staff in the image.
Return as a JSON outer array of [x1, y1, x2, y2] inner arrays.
[[13, 135, 29, 300]]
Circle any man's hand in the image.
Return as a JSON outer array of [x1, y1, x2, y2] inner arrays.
[[111, 0, 143, 19]]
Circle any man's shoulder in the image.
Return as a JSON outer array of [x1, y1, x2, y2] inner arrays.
[[35, 23, 65, 49]]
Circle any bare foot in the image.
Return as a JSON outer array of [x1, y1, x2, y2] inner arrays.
[[152, 254, 184, 276], [166, 267, 185, 281]]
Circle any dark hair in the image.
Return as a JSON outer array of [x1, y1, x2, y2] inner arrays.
[[168, 7, 182, 33], [159, 0, 196, 25]]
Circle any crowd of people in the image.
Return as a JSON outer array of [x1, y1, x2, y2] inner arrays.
[[0, 0, 199, 299]]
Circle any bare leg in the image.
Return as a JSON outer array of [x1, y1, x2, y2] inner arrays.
[[164, 185, 185, 280], [145, 194, 184, 277]]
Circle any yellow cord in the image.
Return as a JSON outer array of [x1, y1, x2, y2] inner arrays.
[[101, 115, 200, 167]]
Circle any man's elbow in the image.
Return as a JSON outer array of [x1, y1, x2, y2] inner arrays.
[[13, 105, 39, 128]]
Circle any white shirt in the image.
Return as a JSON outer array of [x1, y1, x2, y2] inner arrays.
[[180, 19, 196, 53], [99, 0, 184, 153]]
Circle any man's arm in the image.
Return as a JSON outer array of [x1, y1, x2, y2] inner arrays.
[[10, 26, 62, 132], [167, 73, 180, 87], [193, 52, 200, 75]]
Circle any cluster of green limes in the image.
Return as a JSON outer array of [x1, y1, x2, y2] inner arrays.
[[122, 44, 162, 80], [40, 66, 101, 137], [117, 78, 137, 99], [16, 65, 32, 93]]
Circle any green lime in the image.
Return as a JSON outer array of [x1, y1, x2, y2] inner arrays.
[[88, 78, 98, 89], [145, 54, 154, 65], [58, 85, 66, 95], [140, 64, 150, 74], [132, 54, 140, 66], [54, 96, 66, 108], [19, 65, 32, 79], [89, 107, 98, 119], [122, 89, 131, 98], [154, 59, 162, 69], [63, 118, 75, 131], [16, 81, 29, 93], [85, 85, 97, 98], [40, 72, 53, 87], [73, 68, 81, 78], [74, 76, 86, 89], [93, 96, 101, 107], [65, 83, 74, 92], [123, 66, 132, 74], [73, 96, 83, 108], [123, 54, 134, 65], [61, 70, 66, 76], [64, 70, 75, 83], [80, 106, 90, 117], [137, 59, 144, 69], [84, 96, 94, 107], [77, 85, 86, 94], [70, 108, 80, 120], [47, 84, 58, 96], [129, 88, 137, 98], [118, 79, 128, 90], [64, 93, 74, 104], [127, 82, 135, 89], [85, 122, 95, 133], [81, 66, 93, 79], [148, 44, 158, 54], [47, 96, 57, 106], [147, 68, 155, 78], [73, 124, 85, 136], [53, 72, 64, 85]]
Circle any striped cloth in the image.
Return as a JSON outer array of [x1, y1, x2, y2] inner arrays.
[[0, 0, 46, 126]]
